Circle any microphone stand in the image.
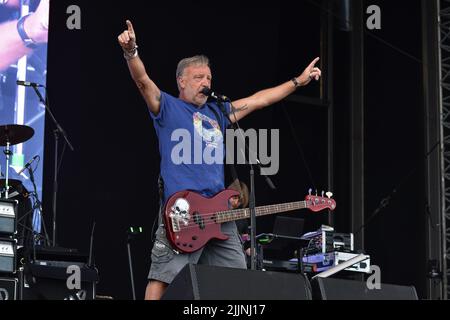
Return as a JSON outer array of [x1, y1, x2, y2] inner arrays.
[[27, 164, 51, 247], [216, 98, 276, 271], [249, 163, 257, 270], [29, 85, 74, 247], [126, 227, 142, 300]]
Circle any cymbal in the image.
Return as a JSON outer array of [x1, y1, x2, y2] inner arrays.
[[0, 124, 34, 146], [0, 178, 23, 189]]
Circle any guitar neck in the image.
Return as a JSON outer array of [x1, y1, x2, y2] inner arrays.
[[215, 201, 308, 224]]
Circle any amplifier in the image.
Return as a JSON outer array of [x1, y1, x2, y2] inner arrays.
[[326, 233, 354, 252], [22, 261, 98, 300], [301, 226, 354, 254], [262, 259, 300, 272], [0, 199, 17, 235], [0, 277, 18, 300], [0, 238, 16, 273]]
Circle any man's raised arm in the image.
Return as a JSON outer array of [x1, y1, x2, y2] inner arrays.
[[118, 20, 161, 116], [229, 57, 322, 123]]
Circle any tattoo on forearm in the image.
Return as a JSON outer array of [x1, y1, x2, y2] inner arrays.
[[231, 104, 248, 113]]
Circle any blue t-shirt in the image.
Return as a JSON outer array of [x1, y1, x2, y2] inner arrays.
[[150, 91, 231, 203]]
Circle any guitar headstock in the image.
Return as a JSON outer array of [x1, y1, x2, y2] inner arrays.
[[305, 189, 336, 212]]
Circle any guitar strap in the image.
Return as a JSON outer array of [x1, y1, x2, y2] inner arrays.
[[151, 174, 165, 242], [157, 174, 164, 217]]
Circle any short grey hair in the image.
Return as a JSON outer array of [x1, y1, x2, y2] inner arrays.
[[176, 55, 210, 79]]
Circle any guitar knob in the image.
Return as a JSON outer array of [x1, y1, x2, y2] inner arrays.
[[326, 191, 333, 199]]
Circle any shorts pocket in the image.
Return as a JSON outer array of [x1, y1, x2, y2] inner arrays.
[[151, 239, 173, 263]]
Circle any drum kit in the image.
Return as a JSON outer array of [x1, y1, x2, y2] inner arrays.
[[0, 124, 37, 248], [0, 124, 35, 199]]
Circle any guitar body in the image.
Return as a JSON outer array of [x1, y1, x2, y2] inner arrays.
[[164, 189, 240, 253]]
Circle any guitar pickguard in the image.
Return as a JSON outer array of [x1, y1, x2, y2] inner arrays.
[[169, 198, 190, 233]]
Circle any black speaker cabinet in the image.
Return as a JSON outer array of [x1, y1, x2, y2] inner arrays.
[[0, 277, 18, 300], [313, 277, 418, 300], [162, 264, 312, 300], [21, 263, 98, 300]]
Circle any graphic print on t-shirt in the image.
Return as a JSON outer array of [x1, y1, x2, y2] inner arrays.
[[193, 112, 223, 149]]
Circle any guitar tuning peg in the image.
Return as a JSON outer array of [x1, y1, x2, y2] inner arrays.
[[326, 191, 333, 199], [315, 189, 318, 196], [321, 191, 324, 197], [308, 188, 312, 195]]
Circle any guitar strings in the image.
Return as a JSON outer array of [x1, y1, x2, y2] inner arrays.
[[169, 200, 314, 231]]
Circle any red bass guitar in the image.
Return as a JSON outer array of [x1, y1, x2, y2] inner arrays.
[[163, 189, 336, 253]]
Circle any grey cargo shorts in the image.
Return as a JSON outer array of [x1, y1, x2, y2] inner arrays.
[[148, 220, 247, 284]]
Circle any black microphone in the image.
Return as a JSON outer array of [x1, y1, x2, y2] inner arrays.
[[16, 80, 44, 87], [17, 155, 38, 175], [200, 87, 230, 102]]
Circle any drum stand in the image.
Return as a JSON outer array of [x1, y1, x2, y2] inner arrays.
[[2, 141, 11, 199]]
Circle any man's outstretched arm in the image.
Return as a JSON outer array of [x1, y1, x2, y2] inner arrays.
[[229, 57, 322, 123], [118, 20, 161, 116]]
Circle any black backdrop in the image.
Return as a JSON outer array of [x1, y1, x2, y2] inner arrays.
[[41, 0, 426, 299]]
